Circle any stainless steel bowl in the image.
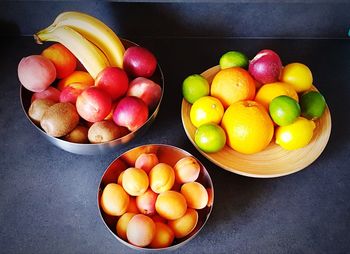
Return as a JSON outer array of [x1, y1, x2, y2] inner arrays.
[[97, 144, 214, 251], [20, 39, 164, 155]]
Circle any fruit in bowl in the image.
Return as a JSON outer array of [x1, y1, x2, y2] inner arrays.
[[98, 144, 213, 250], [181, 49, 331, 177], [19, 11, 163, 154]]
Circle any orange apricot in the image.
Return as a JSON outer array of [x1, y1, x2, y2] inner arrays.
[[181, 182, 208, 209], [174, 157, 200, 184], [57, 70, 94, 91], [136, 188, 158, 216], [126, 197, 139, 213], [116, 212, 136, 241], [206, 187, 214, 207], [168, 208, 198, 238], [122, 167, 149, 196], [100, 183, 129, 216], [155, 190, 187, 220], [135, 153, 159, 173], [126, 214, 156, 247], [149, 222, 175, 248], [42, 43, 77, 79], [149, 163, 175, 193]]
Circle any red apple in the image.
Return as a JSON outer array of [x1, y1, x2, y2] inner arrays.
[[127, 77, 162, 110], [59, 82, 92, 104], [123, 46, 157, 78], [76, 87, 112, 122], [113, 96, 149, 132], [31, 86, 61, 103], [95, 67, 129, 100], [248, 49, 282, 84]]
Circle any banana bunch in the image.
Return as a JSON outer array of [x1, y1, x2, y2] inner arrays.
[[35, 11, 125, 79]]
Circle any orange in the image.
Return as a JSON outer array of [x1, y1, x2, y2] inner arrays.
[[57, 70, 94, 91], [211, 67, 256, 108], [255, 82, 299, 110], [221, 100, 274, 154]]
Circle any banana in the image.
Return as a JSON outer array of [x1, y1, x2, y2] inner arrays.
[[38, 11, 125, 68], [35, 25, 109, 79]]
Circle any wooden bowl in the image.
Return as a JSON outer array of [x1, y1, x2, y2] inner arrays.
[[181, 66, 332, 178]]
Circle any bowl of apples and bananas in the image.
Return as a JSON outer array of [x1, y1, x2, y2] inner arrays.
[[19, 11, 164, 155]]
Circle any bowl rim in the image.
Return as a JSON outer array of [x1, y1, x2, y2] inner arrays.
[[19, 38, 165, 154], [97, 143, 214, 251]]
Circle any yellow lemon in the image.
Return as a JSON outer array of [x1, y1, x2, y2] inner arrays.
[[275, 117, 316, 150], [280, 63, 313, 93], [190, 96, 224, 128]]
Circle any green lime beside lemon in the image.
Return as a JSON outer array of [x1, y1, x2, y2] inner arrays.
[[195, 123, 226, 153], [182, 74, 209, 104], [300, 91, 326, 120], [219, 51, 249, 69], [269, 95, 300, 126]]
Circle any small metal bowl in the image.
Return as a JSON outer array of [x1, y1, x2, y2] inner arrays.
[[20, 39, 164, 155], [97, 144, 214, 251]]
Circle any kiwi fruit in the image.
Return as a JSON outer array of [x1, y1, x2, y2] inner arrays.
[[88, 120, 127, 144], [40, 102, 79, 137], [64, 125, 89, 143], [28, 99, 56, 125]]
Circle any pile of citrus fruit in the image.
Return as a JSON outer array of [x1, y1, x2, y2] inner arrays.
[[182, 49, 327, 154]]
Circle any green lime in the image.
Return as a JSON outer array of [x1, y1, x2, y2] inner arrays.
[[300, 91, 326, 120], [269, 95, 301, 126], [194, 123, 226, 153], [219, 51, 249, 69], [182, 74, 209, 104]]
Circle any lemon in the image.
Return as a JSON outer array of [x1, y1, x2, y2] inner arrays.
[[190, 96, 224, 128], [195, 123, 226, 153], [182, 74, 209, 104], [219, 51, 249, 69], [300, 91, 326, 120], [275, 117, 316, 150], [280, 63, 313, 93]]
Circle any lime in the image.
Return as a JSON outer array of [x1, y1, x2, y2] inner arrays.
[[300, 91, 326, 120], [269, 95, 300, 126], [195, 123, 226, 153], [190, 96, 224, 128], [275, 117, 316, 150], [280, 63, 313, 92], [219, 51, 249, 69], [182, 74, 209, 104]]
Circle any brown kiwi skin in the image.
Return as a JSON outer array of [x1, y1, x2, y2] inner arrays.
[[88, 120, 127, 144], [64, 125, 89, 143], [40, 102, 79, 137], [28, 99, 56, 125]]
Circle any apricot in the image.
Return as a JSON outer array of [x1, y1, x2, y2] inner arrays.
[[149, 222, 175, 248], [135, 153, 159, 174], [42, 43, 77, 79], [174, 157, 200, 184], [168, 208, 198, 239], [100, 183, 129, 216], [116, 212, 136, 241], [126, 197, 139, 213], [126, 214, 156, 247], [122, 167, 149, 196], [149, 163, 175, 193], [155, 190, 187, 220], [136, 188, 158, 216], [206, 187, 214, 207], [117, 171, 124, 185], [57, 70, 94, 91], [180, 182, 208, 209], [121, 145, 159, 166], [18, 55, 56, 92]]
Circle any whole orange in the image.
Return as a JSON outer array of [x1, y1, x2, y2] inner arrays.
[[221, 100, 274, 154], [211, 67, 256, 108]]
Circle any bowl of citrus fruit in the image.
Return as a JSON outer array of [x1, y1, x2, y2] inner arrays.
[[181, 49, 331, 178], [98, 144, 213, 250]]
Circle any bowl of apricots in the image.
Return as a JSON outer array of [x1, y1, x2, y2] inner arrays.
[[97, 144, 213, 250]]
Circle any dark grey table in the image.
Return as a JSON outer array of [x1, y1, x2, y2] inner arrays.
[[1, 36, 349, 253]]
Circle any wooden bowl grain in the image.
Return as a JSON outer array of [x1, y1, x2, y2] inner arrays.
[[181, 66, 332, 178]]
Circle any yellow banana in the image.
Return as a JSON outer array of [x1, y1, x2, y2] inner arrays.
[[35, 25, 109, 79], [39, 11, 125, 68]]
